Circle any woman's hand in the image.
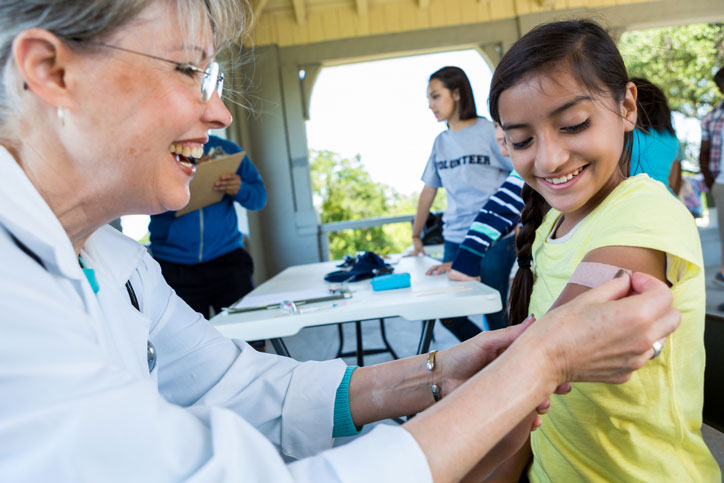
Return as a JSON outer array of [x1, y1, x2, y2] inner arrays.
[[213, 173, 241, 195], [528, 272, 680, 385], [425, 262, 451, 275], [438, 316, 536, 395]]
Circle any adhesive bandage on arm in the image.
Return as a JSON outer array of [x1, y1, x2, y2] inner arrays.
[[568, 262, 632, 288]]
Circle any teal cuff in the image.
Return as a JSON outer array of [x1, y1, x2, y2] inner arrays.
[[332, 366, 362, 437]]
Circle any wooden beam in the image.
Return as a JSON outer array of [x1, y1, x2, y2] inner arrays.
[[536, 0, 555, 6], [292, 0, 307, 25], [248, 0, 269, 31], [418, 0, 430, 9], [356, 0, 369, 17]]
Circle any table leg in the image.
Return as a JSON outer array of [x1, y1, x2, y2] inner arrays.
[[337, 320, 400, 366], [378, 319, 399, 360], [270, 338, 291, 357], [416, 319, 436, 355], [355, 321, 364, 367], [336, 324, 345, 358]]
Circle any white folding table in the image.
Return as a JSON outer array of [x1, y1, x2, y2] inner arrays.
[[211, 255, 501, 362]]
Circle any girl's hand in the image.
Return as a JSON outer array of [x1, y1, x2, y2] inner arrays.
[[532, 383, 571, 429], [425, 262, 452, 275], [409, 237, 426, 256], [439, 316, 536, 395], [447, 268, 480, 282], [213, 174, 241, 195]]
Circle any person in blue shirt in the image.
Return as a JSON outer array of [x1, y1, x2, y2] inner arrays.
[[629, 77, 681, 195], [149, 135, 266, 332]]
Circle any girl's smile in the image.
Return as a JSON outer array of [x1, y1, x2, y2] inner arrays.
[[542, 164, 588, 188]]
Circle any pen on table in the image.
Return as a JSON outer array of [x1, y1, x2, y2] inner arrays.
[[223, 292, 351, 315]]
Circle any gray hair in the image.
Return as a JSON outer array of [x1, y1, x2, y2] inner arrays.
[[0, 0, 247, 139]]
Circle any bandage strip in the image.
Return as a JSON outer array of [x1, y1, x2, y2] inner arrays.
[[568, 262, 632, 288]]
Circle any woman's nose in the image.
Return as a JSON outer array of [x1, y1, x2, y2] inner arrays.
[[202, 92, 233, 130]]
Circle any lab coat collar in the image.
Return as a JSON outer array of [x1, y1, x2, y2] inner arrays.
[[83, 226, 146, 290], [0, 146, 80, 280], [0, 147, 147, 288]]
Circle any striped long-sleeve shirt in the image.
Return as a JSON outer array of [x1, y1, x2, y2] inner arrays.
[[451, 171, 525, 277]]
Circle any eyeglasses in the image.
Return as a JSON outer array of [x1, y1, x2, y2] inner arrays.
[[85, 42, 224, 102]]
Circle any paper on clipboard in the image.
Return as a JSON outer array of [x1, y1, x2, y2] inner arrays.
[[175, 152, 244, 217]]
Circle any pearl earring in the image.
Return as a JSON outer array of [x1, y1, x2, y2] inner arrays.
[[57, 106, 65, 126]]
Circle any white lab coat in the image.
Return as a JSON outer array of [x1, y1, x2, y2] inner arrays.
[[0, 147, 432, 482]]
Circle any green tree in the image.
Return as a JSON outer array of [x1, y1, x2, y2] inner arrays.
[[619, 23, 724, 118], [310, 150, 408, 258], [310, 150, 448, 259]]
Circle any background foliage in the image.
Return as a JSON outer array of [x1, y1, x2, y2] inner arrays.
[[619, 23, 724, 119], [310, 150, 445, 259]]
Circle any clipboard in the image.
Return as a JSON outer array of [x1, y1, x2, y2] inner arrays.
[[176, 152, 244, 217]]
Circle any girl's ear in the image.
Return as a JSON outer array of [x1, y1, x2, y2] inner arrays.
[[453, 88, 460, 101], [621, 81, 637, 133]]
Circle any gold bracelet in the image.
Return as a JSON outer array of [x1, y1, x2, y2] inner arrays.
[[426, 350, 441, 402]]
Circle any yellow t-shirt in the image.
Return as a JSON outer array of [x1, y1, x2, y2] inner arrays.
[[528, 175, 720, 482]]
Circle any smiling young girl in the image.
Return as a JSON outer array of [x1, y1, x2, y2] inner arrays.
[[488, 20, 719, 481]]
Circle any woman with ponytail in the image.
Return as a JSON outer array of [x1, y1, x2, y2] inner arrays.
[[412, 66, 516, 336], [487, 19, 719, 481]]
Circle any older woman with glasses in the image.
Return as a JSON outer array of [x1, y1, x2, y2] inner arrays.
[[0, 1, 681, 481]]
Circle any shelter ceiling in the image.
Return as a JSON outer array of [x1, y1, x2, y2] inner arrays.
[[247, 0, 658, 47]]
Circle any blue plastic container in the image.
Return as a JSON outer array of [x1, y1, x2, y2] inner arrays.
[[370, 273, 411, 291]]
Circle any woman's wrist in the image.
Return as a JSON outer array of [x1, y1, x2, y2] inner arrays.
[[509, 325, 566, 393], [348, 353, 440, 424], [426, 350, 443, 403]]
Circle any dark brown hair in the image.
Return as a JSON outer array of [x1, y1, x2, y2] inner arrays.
[[714, 67, 724, 93], [430, 66, 478, 121], [632, 77, 674, 136], [488, 20, 634, 325]]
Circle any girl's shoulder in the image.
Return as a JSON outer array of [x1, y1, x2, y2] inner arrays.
[[589, 175, 692, 234], [433, 117, 494, 145], [538, 175, 696, 249], [471, 116, 496, 133], [589, 174, 702, 267], [602, 174, 682, 213], [448, 117, 495, 135]]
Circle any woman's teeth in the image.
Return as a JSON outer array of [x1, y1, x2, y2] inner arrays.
[[169, 143, 203, 159], [545, 167, 583, 185]]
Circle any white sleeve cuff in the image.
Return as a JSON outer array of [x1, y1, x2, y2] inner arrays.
[[281, 357, 348, 458], [289, 423, 433, 483]]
